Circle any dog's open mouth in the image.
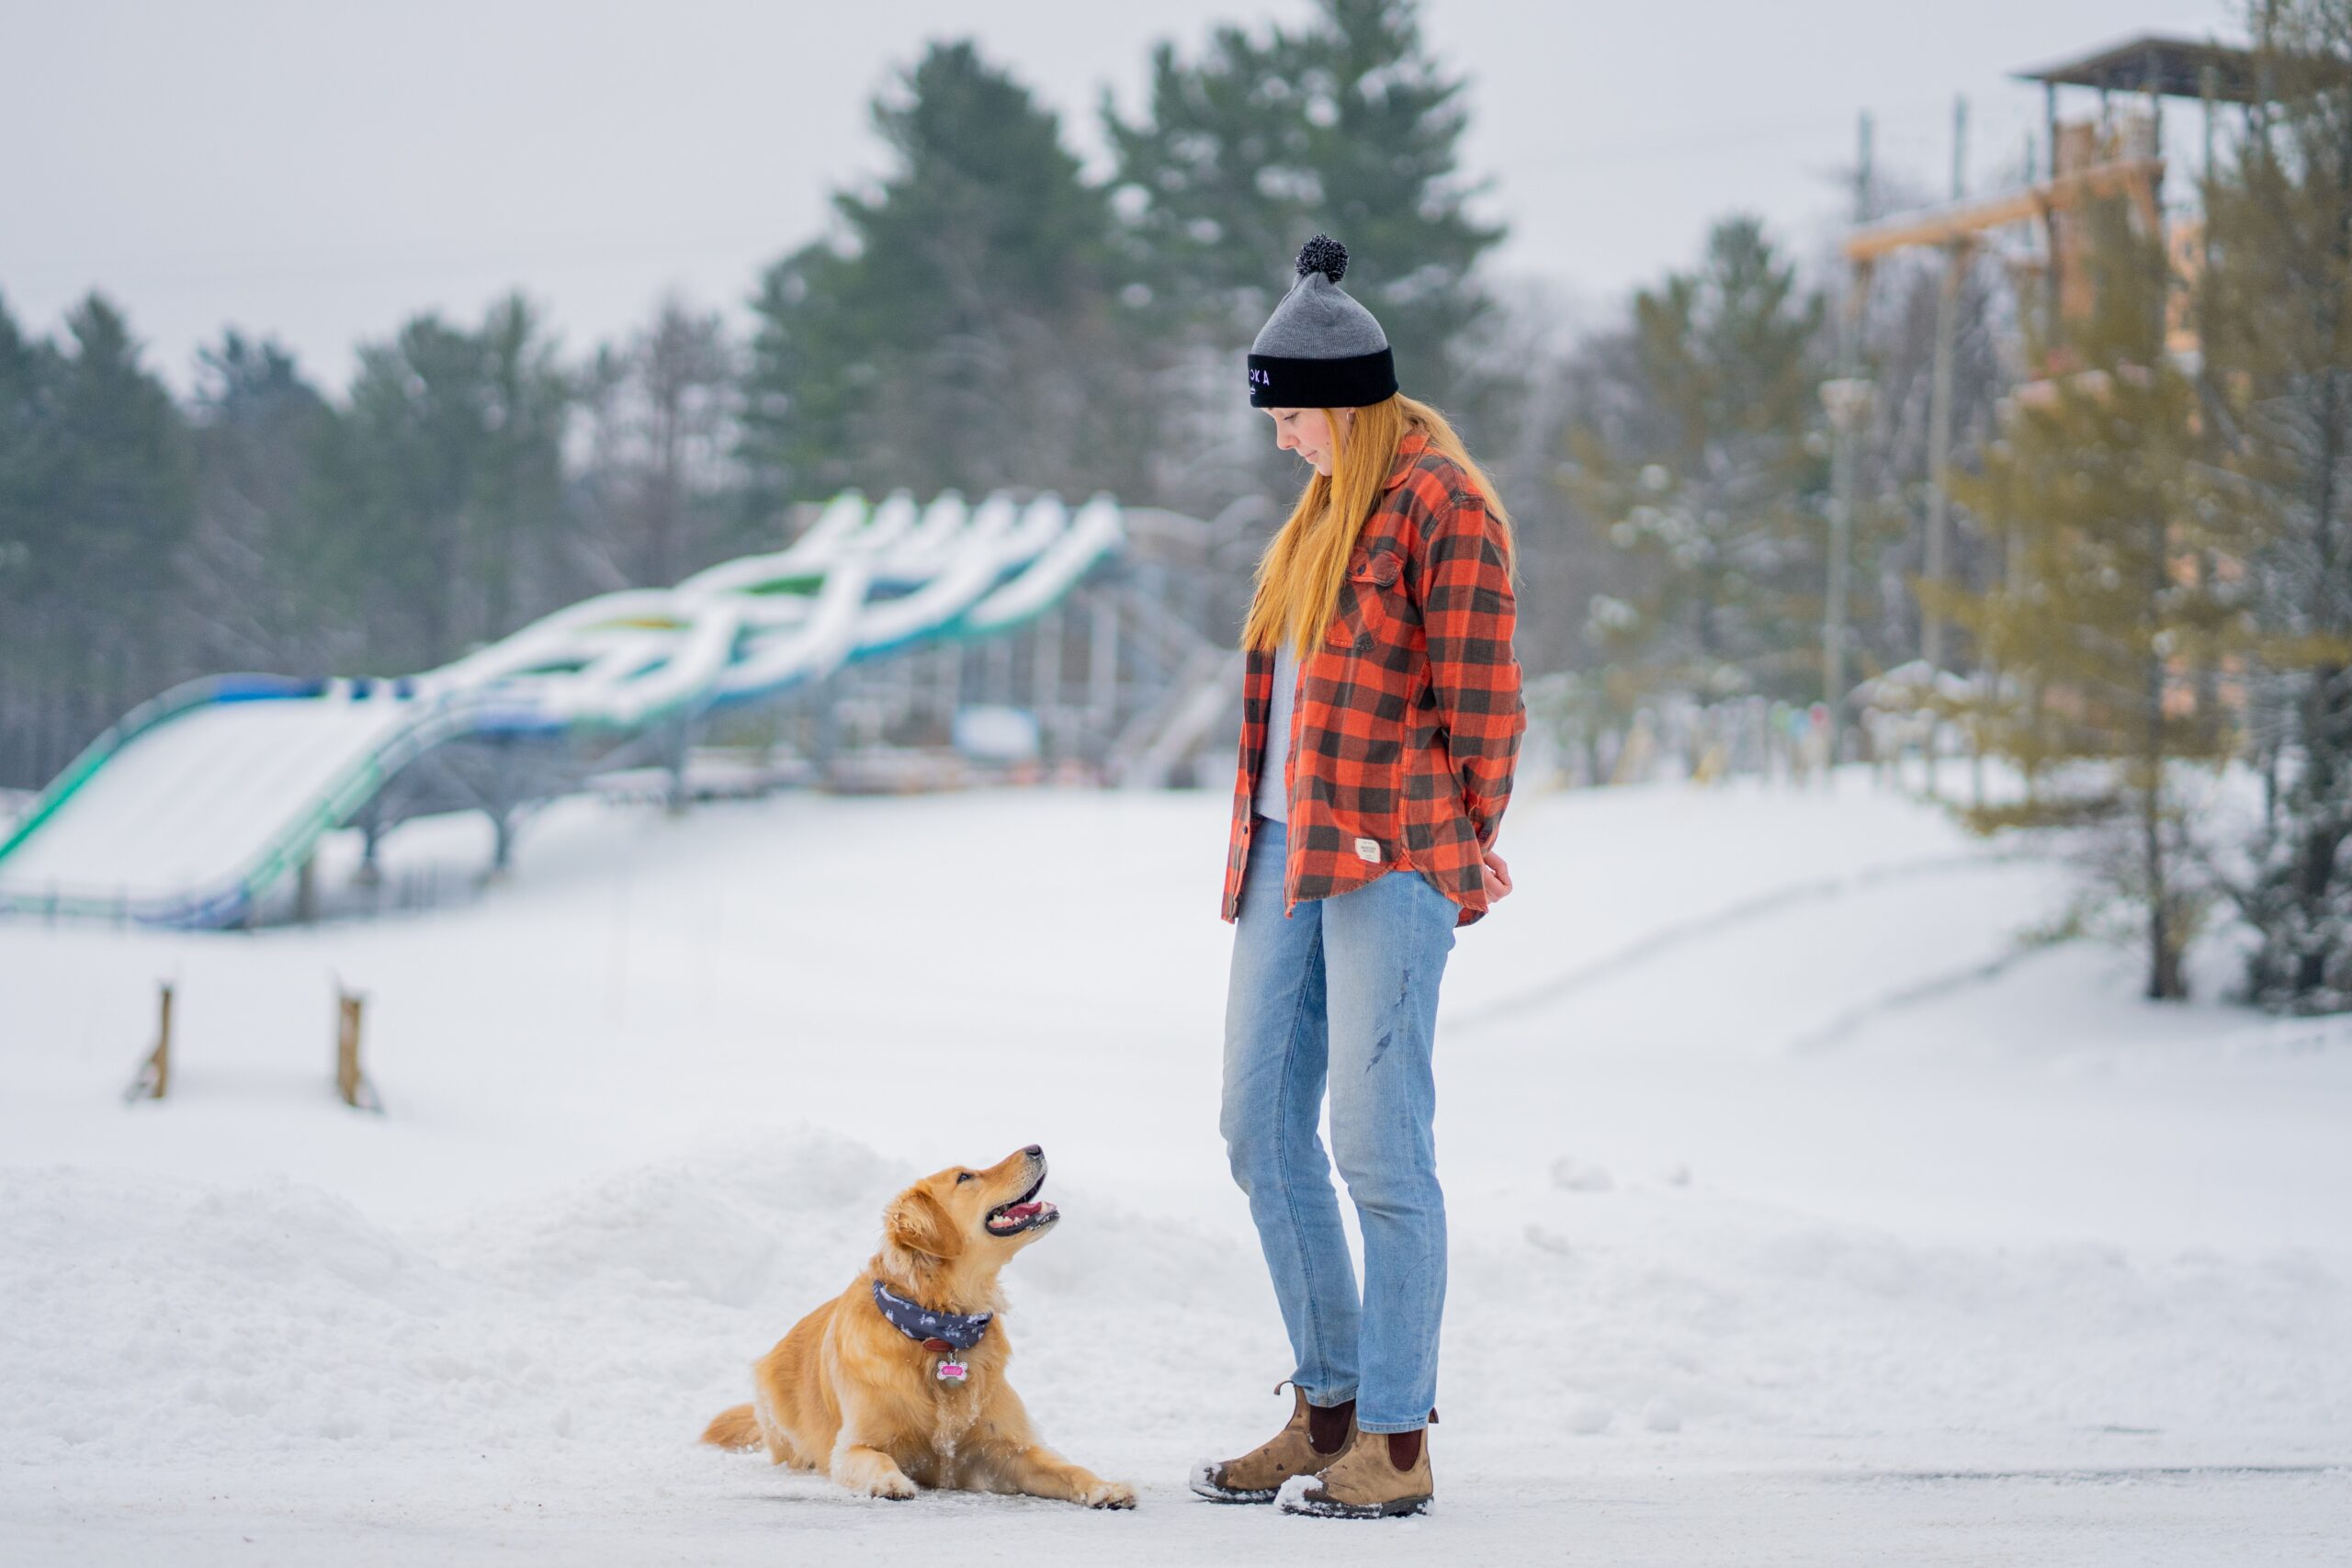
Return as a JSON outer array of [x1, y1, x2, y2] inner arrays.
[[985, 1170, 1058, 1237]]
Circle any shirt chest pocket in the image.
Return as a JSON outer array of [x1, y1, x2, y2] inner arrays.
[[1328, 547, 1408, 652]]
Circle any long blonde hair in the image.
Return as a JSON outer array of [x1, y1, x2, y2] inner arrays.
[[1242, 394, 1514, 658]]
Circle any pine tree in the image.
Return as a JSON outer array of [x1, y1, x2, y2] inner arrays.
[[0, 293, 58, 784], [1563, 217, 1829, 699], [741, 39, 1124, 510], [2198, 0, 2352, 1011], [337, 298, 573, 671], [472, 295, 572, 639], [182, 332, 356, 674], [53, 298, 197, 720], [0, 296, 195, 783], [1856, 247, 2013, 675], [1939, 202, 2247, 999], [1106, 0, 1502, 428], [341, 314, 486, 671], [579, 299, 738, 586]]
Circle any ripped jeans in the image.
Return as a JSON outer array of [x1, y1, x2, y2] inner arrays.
[[1220, 814, 1458, 1434]]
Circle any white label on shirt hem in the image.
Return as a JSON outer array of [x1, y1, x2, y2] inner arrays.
[[1354, 838, 1381, 863]]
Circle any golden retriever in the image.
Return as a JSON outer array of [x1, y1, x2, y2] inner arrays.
[[701, 1145, 1135, 1508]]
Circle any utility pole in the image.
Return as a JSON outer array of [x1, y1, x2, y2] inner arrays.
[[1922, 95, 1969, 672], [1823, 111, 1874, 755]]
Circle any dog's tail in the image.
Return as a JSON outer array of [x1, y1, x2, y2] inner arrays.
[[701, 1404, 762, 1450]]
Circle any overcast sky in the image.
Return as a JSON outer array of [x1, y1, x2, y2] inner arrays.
[[1, 0, 2235, 393]]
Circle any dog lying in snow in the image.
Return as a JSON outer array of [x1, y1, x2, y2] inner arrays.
[[701, 1145, 1135, 1508]]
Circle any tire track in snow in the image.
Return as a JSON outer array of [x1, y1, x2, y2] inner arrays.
[[1448, 851, 2024, 1035], [1782, 937, 2075, 1055]]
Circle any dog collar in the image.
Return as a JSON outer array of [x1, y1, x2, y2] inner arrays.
[[871, 1280, 992, 1351]]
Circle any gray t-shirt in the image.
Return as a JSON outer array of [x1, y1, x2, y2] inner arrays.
[[1254, 638, 1299, 822]]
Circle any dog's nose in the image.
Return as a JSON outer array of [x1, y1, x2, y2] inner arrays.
[[1023, 1145, 1044, 1158]]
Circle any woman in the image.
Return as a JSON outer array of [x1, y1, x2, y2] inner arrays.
[[1191, 235, 1523, 1520]]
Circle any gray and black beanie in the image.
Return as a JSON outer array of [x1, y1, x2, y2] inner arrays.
[[1247, 234, 1398, 409]]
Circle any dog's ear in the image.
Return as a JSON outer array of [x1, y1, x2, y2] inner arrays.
[[884, 1188, 965, 1261]]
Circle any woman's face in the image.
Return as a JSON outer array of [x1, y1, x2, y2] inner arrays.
[[1265, 406, 1349, 476]]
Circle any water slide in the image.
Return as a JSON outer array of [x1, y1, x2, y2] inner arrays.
[[0, 491, 1125, 928]]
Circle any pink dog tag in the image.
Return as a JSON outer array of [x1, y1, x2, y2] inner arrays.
[[936, 1359, 967, 1382]]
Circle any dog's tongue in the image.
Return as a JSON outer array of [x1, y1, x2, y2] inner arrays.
[[1002, 1201, 1044, 1221]]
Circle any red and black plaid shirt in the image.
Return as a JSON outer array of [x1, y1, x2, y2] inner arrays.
[[1222, 431, 1525, 928]]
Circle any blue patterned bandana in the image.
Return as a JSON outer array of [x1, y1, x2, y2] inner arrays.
[[871, 1280, 992, 1351]]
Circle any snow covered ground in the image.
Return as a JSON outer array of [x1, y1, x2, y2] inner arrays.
[[3, 772, 2346, 1564]]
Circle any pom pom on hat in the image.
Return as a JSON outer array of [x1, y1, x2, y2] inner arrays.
[[1295, 233, 1349, 284]]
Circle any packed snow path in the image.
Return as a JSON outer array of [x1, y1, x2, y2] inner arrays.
[[2, 774, 2346, 1564]]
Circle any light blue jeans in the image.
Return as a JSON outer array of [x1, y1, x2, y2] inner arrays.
[[1220, 814, 1458, 1434]]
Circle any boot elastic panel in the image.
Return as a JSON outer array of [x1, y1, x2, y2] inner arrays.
[[1307, 1398, 1355, 1455]]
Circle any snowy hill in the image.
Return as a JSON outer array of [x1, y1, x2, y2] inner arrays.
[[2, 775, 2346, 1564]]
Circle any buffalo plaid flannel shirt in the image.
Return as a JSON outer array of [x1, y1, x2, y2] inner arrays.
[[1222, 431, 1525, 928]]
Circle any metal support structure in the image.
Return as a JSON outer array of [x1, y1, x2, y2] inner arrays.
[[295, 854, 319, 923], [662, 713, 693, 816], [2045, 80, 2064, 344], [930, 641, 957, 727], [1923, 96, 1970, 672], [489, 738, 518, 872], [1032, 605, 1063, 753], [356, 797, 384, 887], [2194, 62, 2224, 722], [811, 686, 841, 766], [1824, 111, 1874, 751], [1089, 592, 1119, 738], [1824, 368, 1869, 731], [985, 634, 1012, 708]]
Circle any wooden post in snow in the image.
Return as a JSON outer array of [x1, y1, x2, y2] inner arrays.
[[123, 983, 173, 1103], [334, 988, 380, 1112]]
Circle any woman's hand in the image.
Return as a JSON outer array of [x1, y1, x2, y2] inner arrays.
[[1482, 850, 1512, 900]]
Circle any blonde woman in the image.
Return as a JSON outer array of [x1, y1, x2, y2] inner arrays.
[[1192, 235, 1523, 1519]]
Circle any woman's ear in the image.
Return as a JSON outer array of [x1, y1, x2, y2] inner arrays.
[[884, 1189, 965, 1261]]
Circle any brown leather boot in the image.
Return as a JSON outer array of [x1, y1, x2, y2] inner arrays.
[[1275, 1424, 1433, 1518], [1190, 1382, 1356, 1504]]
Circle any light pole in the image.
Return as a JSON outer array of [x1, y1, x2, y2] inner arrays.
[[1821, 371, 1872, 754]]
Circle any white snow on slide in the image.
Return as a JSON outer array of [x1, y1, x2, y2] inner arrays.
[[1, 773, 2346, 1564], [0, 697, 408, 902]]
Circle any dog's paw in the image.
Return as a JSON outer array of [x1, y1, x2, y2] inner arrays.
[[869, 1472, 919, 1501], [1083, 1480, 1138, 1510]]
